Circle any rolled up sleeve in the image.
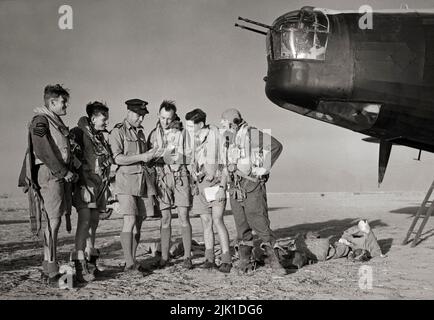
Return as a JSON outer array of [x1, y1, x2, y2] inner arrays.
[[249, 128, 283, 173], [109, 128, 124, 160]]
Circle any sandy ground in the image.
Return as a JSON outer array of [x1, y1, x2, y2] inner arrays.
[[0, 191, 433, 300]]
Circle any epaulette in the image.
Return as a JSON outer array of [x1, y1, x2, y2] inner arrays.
[[109, 122, 124, 134]]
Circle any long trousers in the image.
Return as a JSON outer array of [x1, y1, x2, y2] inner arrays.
[[230, 182, 275, 246]]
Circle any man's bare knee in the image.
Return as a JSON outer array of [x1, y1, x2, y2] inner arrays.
[[49, 217, 62, 231], [212, 216, 224, 227], [201, 214, 213, 230], [179, 215, 190, 228], [123, 215, 136, 230]]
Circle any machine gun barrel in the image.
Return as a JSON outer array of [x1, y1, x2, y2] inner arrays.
[[234, 23, 267, 35], [238, 17, 274, 30]]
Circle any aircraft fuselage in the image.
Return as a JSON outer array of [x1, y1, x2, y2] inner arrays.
[[265, 8, 434, 152]]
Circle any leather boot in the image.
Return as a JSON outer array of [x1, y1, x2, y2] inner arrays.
[[87, 249, 102, 276], [41, 261, 49, 282], [263, 243, 287, 276], [71, 251, 95, 283], [238, 245, 255, 274], [46, 262, 61, 287], [74, 259, 95, 283], [218, 252, 232, 273], [202, 249, 216, 269]]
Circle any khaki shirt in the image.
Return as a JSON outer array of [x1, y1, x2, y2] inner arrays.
[[109, 119, 155, 197]]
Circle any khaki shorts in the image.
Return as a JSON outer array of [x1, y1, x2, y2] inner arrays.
[[117, 194, 154, 217], [72, 171, 109, 211], [191, 180, 226, 215], [38, 165, 72, 219], [156, 167, 191, 210]]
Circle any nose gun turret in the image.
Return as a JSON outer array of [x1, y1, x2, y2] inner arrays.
[[234, 16, 274, 36]]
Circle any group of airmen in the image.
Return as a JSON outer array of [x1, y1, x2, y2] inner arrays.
[[19, 84, 287, 287]]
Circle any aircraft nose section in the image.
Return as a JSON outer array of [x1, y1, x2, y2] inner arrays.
[[265, 57, 354, 111], [265, 60, 317, 109]]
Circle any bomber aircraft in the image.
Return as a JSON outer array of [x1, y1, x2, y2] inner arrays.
[[235, 6, 434, 246]]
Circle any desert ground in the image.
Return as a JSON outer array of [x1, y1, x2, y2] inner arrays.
[[0, 191, 433, 300]]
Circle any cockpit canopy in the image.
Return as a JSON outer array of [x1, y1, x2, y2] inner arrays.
[[267, 7, 330, 61]]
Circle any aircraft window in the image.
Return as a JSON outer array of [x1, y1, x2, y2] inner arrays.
[[266, 32, 272, 57], [313, 101, 381, 131], [273, 10, 329, 61]]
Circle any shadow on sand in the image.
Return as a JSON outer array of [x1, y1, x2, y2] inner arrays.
[[402, 228, 434, 246], [390, 206, 434, 244], [0, 230, 124, 254], [390, 206, 434, 216], [272, 218, 392, 254], [0, 219, 28, 225], [1, 217, 396, 274]]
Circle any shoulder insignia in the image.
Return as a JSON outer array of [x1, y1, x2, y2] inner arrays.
[[32, 116, 49, 138], [109, 123, 124, 134]]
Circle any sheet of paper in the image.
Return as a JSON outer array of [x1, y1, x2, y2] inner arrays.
[[203, 185, 220, 202]]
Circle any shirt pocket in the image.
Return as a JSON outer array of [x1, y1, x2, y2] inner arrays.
[[124, 136, 139, 155]]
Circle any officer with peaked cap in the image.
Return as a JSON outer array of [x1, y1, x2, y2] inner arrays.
[[125, 98, 149, 115], [109, 98, 159, 274]]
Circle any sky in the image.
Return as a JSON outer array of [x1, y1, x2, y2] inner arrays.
[[1, 0, 434, 195]]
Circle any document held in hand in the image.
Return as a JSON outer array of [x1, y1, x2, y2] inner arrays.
[[203, 185, 220, 202]]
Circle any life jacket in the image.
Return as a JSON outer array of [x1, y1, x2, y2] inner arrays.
[[341, 222, 382, 258], [71, 116, 112, 178], [225, 122, 267, 177], [190, 125, 221, 180], [151, 120, 187, 172]]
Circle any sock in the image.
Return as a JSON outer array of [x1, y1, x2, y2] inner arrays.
[[221, 251, 232, 264], [205, 249, 215, 263], [181, 226, 192, 259], [132, 232, 141, 260], [120, 232, 134, 267], [86, 247, 99, 259], [160, 227, 171, 261], [85, 247, 91, 260], [70, 250, 78, 261], [42, 260, 48, 275], [145, 198, 155, 217], [77, 250, 85, 261], [70, 250, 85, 261], [47, 262, 59, 278]]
